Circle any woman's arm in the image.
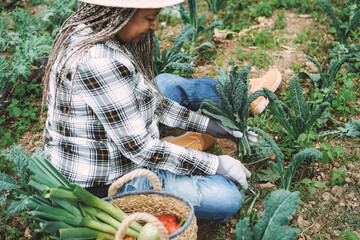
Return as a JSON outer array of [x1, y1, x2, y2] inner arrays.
[[73, 58, 218, 175]]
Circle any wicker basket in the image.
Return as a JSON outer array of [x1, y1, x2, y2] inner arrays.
[[103, 169, 198, 240]]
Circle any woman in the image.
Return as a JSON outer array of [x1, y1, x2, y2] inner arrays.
[[42, 0, 272, 222]]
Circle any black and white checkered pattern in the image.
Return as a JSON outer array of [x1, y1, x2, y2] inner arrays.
[[44, 35, 218, 188]]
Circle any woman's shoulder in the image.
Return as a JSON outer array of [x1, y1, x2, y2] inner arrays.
[[84, 40, 135, 73]]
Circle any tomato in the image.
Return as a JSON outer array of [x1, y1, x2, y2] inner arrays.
[[157, 214, 177, 225], [123, 237, 135, 240], [165, 221, 181, 235]]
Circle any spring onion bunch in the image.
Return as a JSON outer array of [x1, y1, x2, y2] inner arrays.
[[26, 155, 158, 239]]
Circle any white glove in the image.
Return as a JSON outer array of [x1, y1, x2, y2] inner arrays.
[[206, 120, 258, 145], [216, 155, 251, 190]]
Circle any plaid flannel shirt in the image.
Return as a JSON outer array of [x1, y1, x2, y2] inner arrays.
[[44, 35, 218, 188]]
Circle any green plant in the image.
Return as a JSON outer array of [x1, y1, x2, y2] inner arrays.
[[321, 142, 345, 164], [250, 128, 322, 191], [320, 118, 360, 138], [179, 0, 223, 41], [0, 82, 43, 148], [322, 0, 360, 45], [274, 10, 286, 29], [331, 167, 347, 185], [153, 24, 197, 75], [299, 56, 350, 98], [249, 0, 273, 18], [338, 227, 360, 240], [263, 76, 330, 143], [332, 79, 359, 117], [235, 189, 300, 240], [0, 145, 36, 215], [200, 65, 269, 156], [1, 146, 161, 239], [205, 0, 228, 15], [34, 0, 79, 36], [297, 178, 327, 195], [0, 8, 52, 93]]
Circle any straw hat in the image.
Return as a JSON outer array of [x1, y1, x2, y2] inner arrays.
[[79, 0, 184, 8]]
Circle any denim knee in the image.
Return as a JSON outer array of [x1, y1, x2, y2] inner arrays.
[[194, 175, 243, 222]]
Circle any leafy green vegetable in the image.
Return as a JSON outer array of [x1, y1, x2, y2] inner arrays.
[[179, 0, 223, 41], [321, 0, 360, 45], [320, 118, 360, 138], [153, 24, 196, 75], [235, 189, 300, 240], [205, 0, 228, 15], [200, 65, 268, 156], [249, 128, 322, 190], [0, 145, 165, 239], [264, 76, 330, 141], [243, 138, 274, 164], [0, 145, 36, 215]]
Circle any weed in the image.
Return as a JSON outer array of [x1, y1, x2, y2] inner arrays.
[[321, 142, 345, 164], [274, 10, 287, 29], [297, 178, 328, 195], [331, 167, 347, 186], [210, 144, 225, 155], [0, 82, 43, 148], [338, 227, 360, 240]]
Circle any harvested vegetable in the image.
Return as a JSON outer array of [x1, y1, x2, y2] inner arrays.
[[138, 223, 161, 240], [157, 215, 186, 235], [200, 64, 267, 156], [157, 214, 177, 225], [165, 222, 181, 234], [26, 155, 162, 240]]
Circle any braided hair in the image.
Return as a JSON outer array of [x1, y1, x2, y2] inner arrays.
[[43, 3, 158, 111]]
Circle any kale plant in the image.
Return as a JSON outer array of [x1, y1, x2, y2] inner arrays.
[[179, 0, 223, 41], [200, 65, 269, 156], [299, 56, 350, 98], [235, 189, 300, 240], [0, 145, 40, 215], [320, 118, 360, 138], [0, 8, 52, 93], [322, 0, 360, 45], [153, 24, 197, 75], [264, 76, 330, 142], [205, 0, 228, 16], [250, 128, 322, 191]]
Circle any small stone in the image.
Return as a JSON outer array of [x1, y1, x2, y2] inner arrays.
[[314, 223, 322, 231], [322, 192, 330, 201], [331, 185, 343, 196], [333, 162, 340, 168], [258, 182, 275, 189], [297, 216, 309, 228], [346, 163, 355, 170]]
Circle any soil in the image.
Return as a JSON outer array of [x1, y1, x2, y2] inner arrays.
[[9, 5, 360, 240]]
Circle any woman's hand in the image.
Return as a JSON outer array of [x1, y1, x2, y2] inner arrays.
[[216, 155, 251, 190], [205, 119, 258, 145]]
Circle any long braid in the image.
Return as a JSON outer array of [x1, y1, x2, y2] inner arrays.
[[43, 3, 159, 113]]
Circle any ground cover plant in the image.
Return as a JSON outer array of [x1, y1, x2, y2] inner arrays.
[[1, 0, 360, 239]]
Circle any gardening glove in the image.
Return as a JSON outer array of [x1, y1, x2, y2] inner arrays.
[[216, 155, 251, 190], [205, 119, 258, 145]]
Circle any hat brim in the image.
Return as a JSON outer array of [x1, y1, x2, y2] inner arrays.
[[79, 0, 184, 8]]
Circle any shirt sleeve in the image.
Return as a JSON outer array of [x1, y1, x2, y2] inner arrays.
[[73, 58, 218, 175], [157, 97, 210, 133]]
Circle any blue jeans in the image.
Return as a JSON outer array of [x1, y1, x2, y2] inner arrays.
[[116, 73, 242, 222]]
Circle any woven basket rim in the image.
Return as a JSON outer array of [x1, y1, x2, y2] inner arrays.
[[103, 190, 195, 239]]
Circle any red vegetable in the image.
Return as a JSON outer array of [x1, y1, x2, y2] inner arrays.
[[165, 221, 181, 234], [123, 237, 135, 240], [157, 214, 177, 225]]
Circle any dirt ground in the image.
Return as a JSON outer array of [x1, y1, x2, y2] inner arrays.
[[14, 8, 360, 240]]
